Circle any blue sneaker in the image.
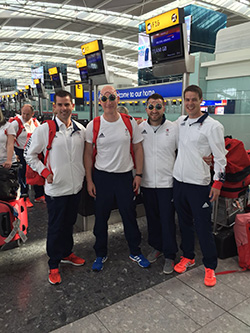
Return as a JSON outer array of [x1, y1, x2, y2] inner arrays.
[[92, 256, 108, 271], [129, 254, 150, 268]]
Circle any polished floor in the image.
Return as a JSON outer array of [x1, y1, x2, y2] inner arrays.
[[1, 197, 250, 333]]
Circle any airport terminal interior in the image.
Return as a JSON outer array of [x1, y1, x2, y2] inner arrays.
[[1, 0, 250, 332]]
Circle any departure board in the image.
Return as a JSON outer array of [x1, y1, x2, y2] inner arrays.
[[150, 24, 184, 64]]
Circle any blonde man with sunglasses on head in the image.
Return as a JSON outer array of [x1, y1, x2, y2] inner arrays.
[[84, 85, 150, 271]]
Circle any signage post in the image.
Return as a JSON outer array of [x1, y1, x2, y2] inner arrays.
[[81, 39, 110, 119], [88, 78, 93, 120]]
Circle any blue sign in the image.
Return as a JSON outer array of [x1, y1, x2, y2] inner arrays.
[[201, 100, 227, 106], [50, 82, 183, 103], [108, 82, 182, 101]]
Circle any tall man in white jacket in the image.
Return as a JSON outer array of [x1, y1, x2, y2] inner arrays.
[[173, 85, 227, 287], [25, 90, 86, 285], [139, 93, 178, 274]]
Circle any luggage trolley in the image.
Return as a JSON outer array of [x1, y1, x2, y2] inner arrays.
[[212, 136, 250, 258], [0, 164, 28, 249], [212, 182, 250, 259]]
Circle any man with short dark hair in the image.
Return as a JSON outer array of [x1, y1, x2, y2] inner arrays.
[[84, 85, 150, 271], [139, 93, 178, 274], [173, 85, 227, 287], [25, 90, 86, 285]]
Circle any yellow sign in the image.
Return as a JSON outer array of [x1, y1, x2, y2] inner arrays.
[[81, 40, 99, 55], [75, 81, 83, 98], [48, 67, 58, 76], [76, 58, 87, 69], [145, 8, 182, 34], [34, 79, 40, 84], [25, 85, 30, 90]]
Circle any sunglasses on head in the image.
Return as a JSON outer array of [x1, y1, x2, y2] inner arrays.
[[147, 103, 163, 111], [100, 94, 117, 102]]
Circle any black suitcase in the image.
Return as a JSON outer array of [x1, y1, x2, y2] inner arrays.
[[212, 197, 238, 259], [214, 227, 237, 259], [0, 164, 19, 200]]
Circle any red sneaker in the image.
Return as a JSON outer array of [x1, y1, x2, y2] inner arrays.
[[61, 253, 85, 266], [174, 256, 195, 273], [26, 198, 33, 208], [204, 268, 216, 287], [34, 195, 46, 203], [48, 268, 61, 285]]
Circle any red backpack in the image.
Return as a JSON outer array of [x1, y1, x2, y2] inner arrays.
[[220, 137, 250, 198], [25, 120, 57, 186], [9, 116, 39, 146], [92, 113, 135, 167]]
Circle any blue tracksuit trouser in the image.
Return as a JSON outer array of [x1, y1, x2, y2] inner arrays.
[[93, 168, 141, 257], [173, 179, 217, 270], [45, 191, 81, 269], [141, 187, 178, 260]]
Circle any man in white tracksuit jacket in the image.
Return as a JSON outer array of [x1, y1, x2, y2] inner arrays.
[[139, 93, 178, 274], [25, 90, 86, 285], [173, 85, 227, 287], [12, 104, 43, 206]]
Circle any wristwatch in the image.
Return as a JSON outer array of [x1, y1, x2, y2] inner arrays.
[[135, 174, 143, 178]]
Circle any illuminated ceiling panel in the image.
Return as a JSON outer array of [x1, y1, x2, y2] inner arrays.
[[0, 0, 248, 89]]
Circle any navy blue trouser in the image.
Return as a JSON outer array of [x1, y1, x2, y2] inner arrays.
[[93, 169, 141, 257], [173, 179, 217, 270], [45, 191, 81, 269], [15, 147, 44, 198], [141, 187, 178, 260]]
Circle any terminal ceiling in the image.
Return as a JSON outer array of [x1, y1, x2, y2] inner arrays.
[[0, 0, 250, 89]]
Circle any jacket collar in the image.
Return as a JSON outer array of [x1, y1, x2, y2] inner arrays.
[[183, 112, 208, 126]]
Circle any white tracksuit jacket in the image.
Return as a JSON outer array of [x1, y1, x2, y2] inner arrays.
[[24, 117, 85, 197], [139, 117, 178, 188], [173, 114, 226, 186]]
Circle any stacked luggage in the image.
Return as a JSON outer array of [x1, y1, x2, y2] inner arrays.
[[213, 136, 250, 259], [0, 164, 28, 249]]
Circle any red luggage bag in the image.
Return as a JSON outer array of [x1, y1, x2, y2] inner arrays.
[[0, 197, 28, 247], [234, 213, 250, 270]]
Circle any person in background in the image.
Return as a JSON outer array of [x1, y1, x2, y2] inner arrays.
[[25, 90, 86, 285], [11, 104, 44, 207], [173, 85, 227, 287], [139, 93, 178, 274], [84, 85, 150, 272], [117, 105, 129, 114], [0, 109, 16, 168]]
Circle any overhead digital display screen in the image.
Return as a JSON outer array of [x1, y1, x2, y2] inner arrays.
[[79, 67, 88, 83], [51, 73, 59, 81], [150, 24, 184, 64], [51, 73, 63, 89], [86, 51, 105, 76]]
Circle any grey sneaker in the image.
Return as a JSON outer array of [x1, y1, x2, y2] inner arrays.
[[163, 258, 174, 274], [147, 249, 163, 263]]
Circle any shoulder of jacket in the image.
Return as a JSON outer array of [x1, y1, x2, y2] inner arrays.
[[204, 116, 222, 127]]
